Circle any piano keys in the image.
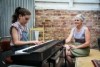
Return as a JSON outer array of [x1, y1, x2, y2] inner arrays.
[[11, 40, 65, 67], [14, 40, 54, 54]]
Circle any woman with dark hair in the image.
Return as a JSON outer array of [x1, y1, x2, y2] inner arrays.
[[10, 7, 41, 52]]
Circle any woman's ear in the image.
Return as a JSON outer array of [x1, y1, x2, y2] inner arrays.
[[18, 14, 23, 20], [19, 14, 22, 18]]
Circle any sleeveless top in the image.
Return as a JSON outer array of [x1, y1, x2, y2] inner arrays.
[[10, 21, 29, 52], [71, 26, 87, 43]]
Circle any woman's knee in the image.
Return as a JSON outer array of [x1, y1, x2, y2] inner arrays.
[[66, 50, 72, 56]]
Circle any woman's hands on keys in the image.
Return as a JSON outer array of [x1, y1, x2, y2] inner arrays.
[[34, 40, 43, 45]]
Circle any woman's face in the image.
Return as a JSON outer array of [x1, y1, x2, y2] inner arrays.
[[74, 18, 82, 27], [19, 15, 30, 25]]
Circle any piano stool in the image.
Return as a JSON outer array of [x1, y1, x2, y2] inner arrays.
[[75, 49, 100, 67]]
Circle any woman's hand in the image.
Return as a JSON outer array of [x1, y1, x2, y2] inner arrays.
[[34, 40, 43, 45], [30, 40, 43, 45], [63, 45, 71, 50], [69, 45, 77, 49]]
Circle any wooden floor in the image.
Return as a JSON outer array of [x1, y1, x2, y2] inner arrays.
[[75, 49, 100, 67]]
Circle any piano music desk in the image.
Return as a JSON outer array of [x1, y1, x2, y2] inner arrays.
[[75, 49, 100, 67]]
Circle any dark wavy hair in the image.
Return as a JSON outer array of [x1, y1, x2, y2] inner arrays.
[[12, 7, 31, 23]]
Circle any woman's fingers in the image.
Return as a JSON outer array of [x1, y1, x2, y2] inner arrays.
[[69, 45, 77, 49], [63, 45, 71, 50]]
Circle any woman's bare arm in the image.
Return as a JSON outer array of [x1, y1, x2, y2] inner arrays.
[[65, 29, 74, 43], [11, 27, 40, 45]]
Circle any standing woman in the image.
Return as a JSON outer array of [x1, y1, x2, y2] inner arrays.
[[10, 7, 41, 52], [64, 14, 91, 64]]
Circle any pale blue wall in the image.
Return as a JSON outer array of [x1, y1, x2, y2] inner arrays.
[[0, 0, 35, 37]]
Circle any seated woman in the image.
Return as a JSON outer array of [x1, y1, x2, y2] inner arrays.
[[64, 14, 91, 64], [10, 7, 42, 53]]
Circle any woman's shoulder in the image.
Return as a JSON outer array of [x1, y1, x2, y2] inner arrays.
[[71, 27, 76, 32], [11, 22, 20, 28], [83, 26, 89, 31], [10, 22, 21, 32]]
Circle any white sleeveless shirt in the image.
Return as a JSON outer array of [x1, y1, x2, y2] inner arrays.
[[71, 26, 87, 43]]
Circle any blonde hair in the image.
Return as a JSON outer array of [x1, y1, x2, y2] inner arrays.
[[74, 14, 85, 22]]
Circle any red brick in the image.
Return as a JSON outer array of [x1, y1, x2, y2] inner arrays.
[[35, 9, 100, 45]]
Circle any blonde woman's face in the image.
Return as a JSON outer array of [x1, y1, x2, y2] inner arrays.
[[74, 18, 82, 27]]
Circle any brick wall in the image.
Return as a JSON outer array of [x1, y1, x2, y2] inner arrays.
[[35, 9, 100, 45]]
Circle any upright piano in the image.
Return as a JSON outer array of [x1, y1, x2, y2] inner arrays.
[[11, 40, 65, 67]]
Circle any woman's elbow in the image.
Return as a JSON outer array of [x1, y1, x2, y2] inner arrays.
[[13, 40, 20, 45], [85, 41, 90, 46]]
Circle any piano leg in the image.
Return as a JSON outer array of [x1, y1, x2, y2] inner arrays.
[[47, 49, 64, 67], [38, 61, 49, 67], [64, 47, 67, 67], [49, 62, 50, 67]]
